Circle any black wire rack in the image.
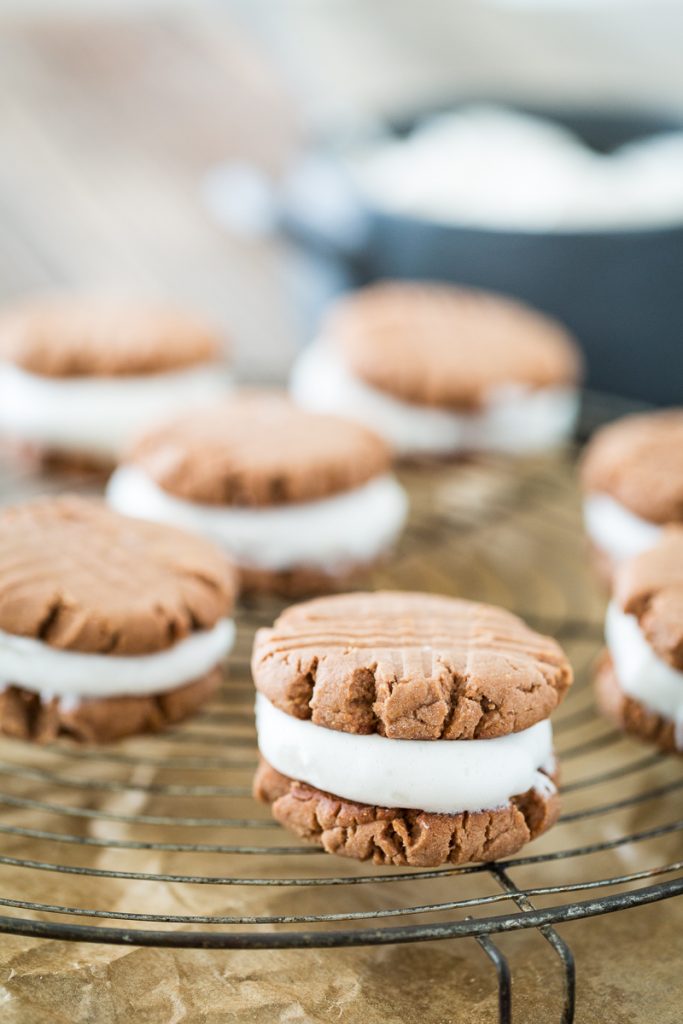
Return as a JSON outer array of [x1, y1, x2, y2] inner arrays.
[[0, 413, 681, 1024]]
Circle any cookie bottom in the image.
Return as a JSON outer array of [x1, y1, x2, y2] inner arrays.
[[3, 439, 113, 478], [0, 668, 221, 744], [254, 758, 559, 867], [239, 559, 378, 600], [596, 654, 679, 753]]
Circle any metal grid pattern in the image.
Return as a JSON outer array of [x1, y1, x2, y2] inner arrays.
[[0, 426, 681, 1023]]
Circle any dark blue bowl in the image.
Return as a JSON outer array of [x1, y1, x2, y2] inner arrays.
[[278, 107, 683, 406]]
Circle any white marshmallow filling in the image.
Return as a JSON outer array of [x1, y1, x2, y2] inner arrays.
[[0, 362, 233, 459], [583, 493, 663, 565], [0, 618, 235, 704], [606, 601, 683, 746], [256, 694, 556, 815], [290, 341, 579, 457], [107, 466, 408, 573]]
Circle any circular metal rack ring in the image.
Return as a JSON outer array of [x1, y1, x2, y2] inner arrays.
[[0, 430, 682, 1024]]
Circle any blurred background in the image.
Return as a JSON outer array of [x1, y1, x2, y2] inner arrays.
[[1, 0, 682, 401]]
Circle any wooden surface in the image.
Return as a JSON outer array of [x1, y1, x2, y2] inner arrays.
[[0, 10, 300, 382]]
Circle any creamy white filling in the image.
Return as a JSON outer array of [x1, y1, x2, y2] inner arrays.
[[606, 601, 683, 745], [290, 341, 579, 456], [107, 466, 408, 572], [0, 618, 235, 702], [0, 362, 233, 458], [583, 493, 662, 564], [256, 694, 555, 814]]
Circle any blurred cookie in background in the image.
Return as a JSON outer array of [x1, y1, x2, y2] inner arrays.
[[581, 408, 683, 582], [290, 281, 582, 458], [107, 390, 408, 598], [0, 294, 232, 474]]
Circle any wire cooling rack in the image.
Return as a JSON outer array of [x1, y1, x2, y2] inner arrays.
[[0, 405, 681, 1024]]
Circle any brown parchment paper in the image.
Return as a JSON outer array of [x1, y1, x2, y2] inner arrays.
[[0, 452, 681, 1024]]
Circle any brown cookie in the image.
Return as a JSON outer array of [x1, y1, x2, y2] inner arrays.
[[126, 390, 392, 506], [595, 654, 678, 754], [0, 495, 236, 654], [0, 294, 224, 377], [252, 591, 572, 739], [322, 281, 581, 410], [239, 559, 376, 601], [580, 409, 683, 525], [0, 669, 220, 744], [613, 527, 683, 670], [4, 439, 114, 478], [254, 758, 559, 867]]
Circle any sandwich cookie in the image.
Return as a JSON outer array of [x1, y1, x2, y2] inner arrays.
[[0, 294, 231, 470], [597, 528, 683, 752], [252, 591, 572, 866], [107, 392, 408, 597], [581, 409, 683, 580], [0, 496, 237, 742], [290, 282, 582, 457]]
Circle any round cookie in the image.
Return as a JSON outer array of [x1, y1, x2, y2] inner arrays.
[[0, 671, 221, 745], [325, 282, 580, 409], [0, 295, 222, 377], [125, 391, 390, 506], [253, 759, 558, 868], [107, 392, 408, 597], [252, 591, 572, 739], [581, 409, 683, 580], [252, 591, 572, 866], [597, 527, 683, 752], [0, 495, 237, 742], [0, 294, 231, 470], [290, 281, 582, 456]]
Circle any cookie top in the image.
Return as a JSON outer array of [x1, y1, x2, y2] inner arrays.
[[127, 391, 392, 507], [0, 496, 237, 655], [252, 591, 572, 739], [0, 295, 224, 378], [615, 527, 683, 670], [581, 409, 683, 524], [322, 282, 581, 409]]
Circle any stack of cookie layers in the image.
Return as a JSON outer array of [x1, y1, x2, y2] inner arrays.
[[580, 408, 683, 583], [0, 497, 237, 743], [597, 527, 683, 752], [252, 592, 573, 867]]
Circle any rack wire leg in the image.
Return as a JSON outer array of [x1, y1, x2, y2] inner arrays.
[[475, 932, 512, 1024], [491, 866, 575, 1024]]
